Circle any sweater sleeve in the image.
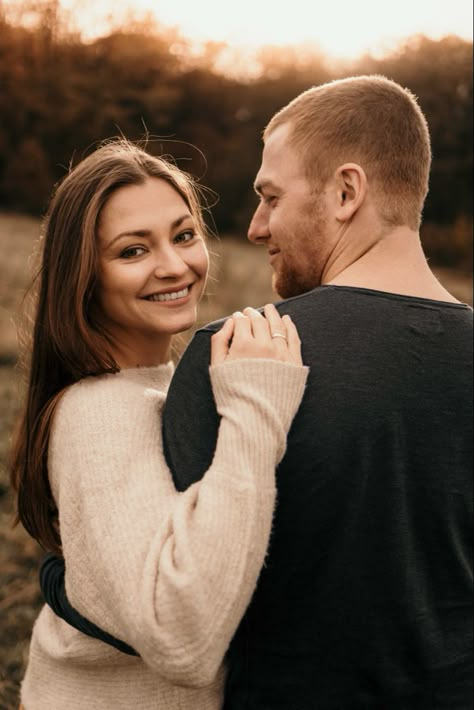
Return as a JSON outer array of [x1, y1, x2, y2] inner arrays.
[[50, 359, 308, 687]]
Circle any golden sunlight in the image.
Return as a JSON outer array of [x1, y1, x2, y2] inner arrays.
[[61, 0, 473, 58]]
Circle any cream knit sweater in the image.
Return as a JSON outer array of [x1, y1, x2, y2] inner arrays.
[[21, 358, 308, 710]]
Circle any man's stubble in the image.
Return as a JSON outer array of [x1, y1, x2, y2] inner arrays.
[[272, 199, 329, 300]]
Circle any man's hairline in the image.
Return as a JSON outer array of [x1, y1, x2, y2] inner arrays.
[[259, 119, 324, 195]]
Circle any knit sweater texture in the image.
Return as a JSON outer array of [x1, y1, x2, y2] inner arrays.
[[21, 358, 308, 710]]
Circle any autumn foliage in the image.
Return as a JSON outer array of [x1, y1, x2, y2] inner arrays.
[[0, 1, 472, 268]]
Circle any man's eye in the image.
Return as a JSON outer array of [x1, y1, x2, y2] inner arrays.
[[120, 246, 146, 259], [174, 230, 195, 244], [264, 195, 277, 206]]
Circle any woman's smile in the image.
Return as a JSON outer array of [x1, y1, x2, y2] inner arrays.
[[142, 284, 192, 304]]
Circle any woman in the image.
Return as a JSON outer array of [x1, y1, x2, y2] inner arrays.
[[11, 139, 308, 709]]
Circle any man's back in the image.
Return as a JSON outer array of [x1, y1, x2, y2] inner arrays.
[[164, 285, 473, 710]]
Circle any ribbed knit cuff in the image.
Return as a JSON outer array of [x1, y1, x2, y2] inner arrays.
[[210, 359, 308, 433]]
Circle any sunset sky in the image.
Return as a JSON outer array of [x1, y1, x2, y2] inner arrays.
[[59, 0, 473, 58]]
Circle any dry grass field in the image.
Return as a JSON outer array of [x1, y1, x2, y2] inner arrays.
[[0, 212, 472, 708]]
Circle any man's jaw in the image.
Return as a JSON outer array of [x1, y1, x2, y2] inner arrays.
[[265, 244, 312, 298]]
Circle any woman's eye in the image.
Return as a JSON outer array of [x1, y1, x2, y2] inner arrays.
[[174, 230, 195, 245], [120, 246, 147, 259]]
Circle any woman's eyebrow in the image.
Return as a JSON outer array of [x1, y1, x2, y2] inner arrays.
[[170, 214, 194, 230], [105, 214, 194, 249], [104, 230, 151, 250]]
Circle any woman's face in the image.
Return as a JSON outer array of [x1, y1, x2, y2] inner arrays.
[[95, 177, 209, 366]]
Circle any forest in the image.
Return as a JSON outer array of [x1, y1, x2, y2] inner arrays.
[[0, 0, 473, 268]]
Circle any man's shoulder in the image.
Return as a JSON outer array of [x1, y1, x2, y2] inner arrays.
[[197, 285, 473, 337], [197, 287, 332, 335]]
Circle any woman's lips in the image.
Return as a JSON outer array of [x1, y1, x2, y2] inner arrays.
[[143, 285, 193, 306]]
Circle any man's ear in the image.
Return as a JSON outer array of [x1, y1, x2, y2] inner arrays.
[[334, 163, 367, 221]]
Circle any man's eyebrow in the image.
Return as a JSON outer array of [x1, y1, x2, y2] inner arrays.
[[105, 214, 193, 249], [254, 180, 279, 195]]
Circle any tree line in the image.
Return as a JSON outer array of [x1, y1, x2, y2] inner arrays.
[[0, 2, 472, 267]]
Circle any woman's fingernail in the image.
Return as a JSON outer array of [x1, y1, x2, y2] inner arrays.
[[233, 311, 245, 318]]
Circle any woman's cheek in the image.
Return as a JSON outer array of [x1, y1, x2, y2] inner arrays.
[[194, 241, 210, 280]]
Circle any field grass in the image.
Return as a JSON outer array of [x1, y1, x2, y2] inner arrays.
[[0, 212, 472, 708]]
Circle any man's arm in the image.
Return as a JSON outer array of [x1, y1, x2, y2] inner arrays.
[[40, 554, 138, 655], [163, 327, 221, 490], [40, 326, 222, 648]]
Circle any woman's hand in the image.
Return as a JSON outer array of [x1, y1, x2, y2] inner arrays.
[[211, 304, 302, 366]]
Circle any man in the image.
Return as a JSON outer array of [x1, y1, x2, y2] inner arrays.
[[42, 76, 473, 709]]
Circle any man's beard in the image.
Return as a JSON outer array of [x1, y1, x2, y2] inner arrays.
[[272, 207, 327, 299], [273, 260, 321, 299]]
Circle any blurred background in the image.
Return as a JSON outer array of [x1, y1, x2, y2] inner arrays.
[[0, 0, 472, 705]]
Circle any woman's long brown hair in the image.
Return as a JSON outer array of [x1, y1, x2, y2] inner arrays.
[[10, 139, 208, 555]]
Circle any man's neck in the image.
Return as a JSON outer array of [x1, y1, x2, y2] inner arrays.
[[325, 227, 460, 303]]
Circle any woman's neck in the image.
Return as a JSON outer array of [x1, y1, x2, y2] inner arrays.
[[109, 334, 172, 369]]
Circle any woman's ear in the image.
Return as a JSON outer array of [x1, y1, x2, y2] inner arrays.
[[334, 163, 367, 222]]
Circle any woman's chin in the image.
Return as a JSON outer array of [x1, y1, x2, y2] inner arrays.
[[161, 312, 198, 335]]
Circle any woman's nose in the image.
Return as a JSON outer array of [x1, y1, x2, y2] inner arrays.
[[152, 247, 188, 279]]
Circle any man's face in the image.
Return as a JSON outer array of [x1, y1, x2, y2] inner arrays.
[[248, 124, 332, 299]]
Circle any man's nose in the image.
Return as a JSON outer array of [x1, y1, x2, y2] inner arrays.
[[248, 203, 270, 244], [153, 247, 188, 279]]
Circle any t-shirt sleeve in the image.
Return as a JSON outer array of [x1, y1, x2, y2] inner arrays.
[[163, 329, 220, 492], [39, 553, 138, 656]]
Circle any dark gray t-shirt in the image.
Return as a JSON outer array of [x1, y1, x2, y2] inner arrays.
[[164, 286, 473, 709]]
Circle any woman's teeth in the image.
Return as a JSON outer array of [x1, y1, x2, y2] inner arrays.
[[146, 288, 189, 302]]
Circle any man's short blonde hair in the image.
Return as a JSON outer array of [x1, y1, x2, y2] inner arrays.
[[265, 75, 432, 230]]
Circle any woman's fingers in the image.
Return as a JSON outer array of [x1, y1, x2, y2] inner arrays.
[[283, 315, 303, 365], [263, 304, 288, 345], [211, 305, 303, 366], [226, 311, 259, 361], [210, 318, 235, 366], [232, 311, 252, 340], [213, 312, 254, 364], [263, 305, 302, 365], [242, 307, 269, 341]]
